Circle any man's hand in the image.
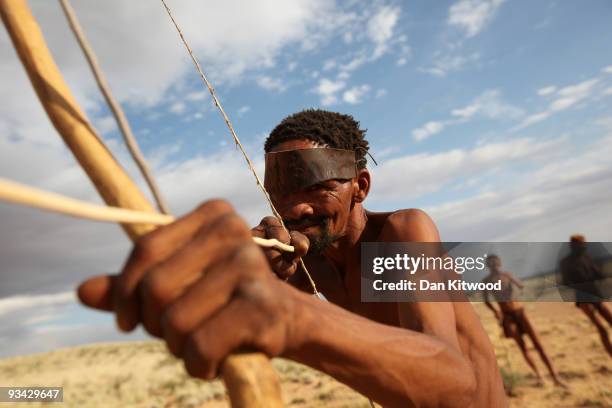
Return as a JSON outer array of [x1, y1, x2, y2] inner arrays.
[[251, 216, 309, 280], [77, 200, 309, 379]]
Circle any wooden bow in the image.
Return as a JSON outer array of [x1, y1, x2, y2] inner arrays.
[[0, 0, 284, 406]]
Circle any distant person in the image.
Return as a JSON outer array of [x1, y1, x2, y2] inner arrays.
[[559, 234, 612, 357], [482, 254, 565, 386]]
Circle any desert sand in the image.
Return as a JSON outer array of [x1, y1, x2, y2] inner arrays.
[[1, 301, 610, 407]]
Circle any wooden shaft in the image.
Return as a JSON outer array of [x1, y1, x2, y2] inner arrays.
[[0, 177, 295, 253], [0, 1, 284, 406]]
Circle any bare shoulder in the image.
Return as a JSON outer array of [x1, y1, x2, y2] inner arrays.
[[379, 208, 441, 242]]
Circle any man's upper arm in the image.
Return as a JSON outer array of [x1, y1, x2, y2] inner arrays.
[[379, 209, 461, 351], [506, 272, 524, 288], [380, 209, 441, 242]]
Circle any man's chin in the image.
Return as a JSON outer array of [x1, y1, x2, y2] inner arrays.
[[302, 231, 321, 247]]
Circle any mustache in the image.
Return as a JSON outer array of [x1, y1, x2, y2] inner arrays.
[[284, 216, 329, 229]]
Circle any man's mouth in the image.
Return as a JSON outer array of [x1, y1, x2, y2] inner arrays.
[[285, 217, 328, 232]]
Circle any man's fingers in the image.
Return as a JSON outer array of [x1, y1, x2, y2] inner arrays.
[[182, 298, 254, 380], [77, 275, 115, 311], [289, 231, 309, 258], [114, 200, 236, 332], [183, 290, 285, 381], [160, 245, 267, 357], [139, 214, 250, 337], [261, 216, 290, 244], [272, 231, 309, 279]]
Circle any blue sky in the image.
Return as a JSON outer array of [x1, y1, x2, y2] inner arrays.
[[1, 0, 611, 357]]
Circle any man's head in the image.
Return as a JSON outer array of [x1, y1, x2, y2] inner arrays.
[[264, 109, 371, 255], [570, 234, 587, 255], [486, 254, 501, 272]]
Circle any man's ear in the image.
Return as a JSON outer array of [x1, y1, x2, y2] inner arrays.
[[353, 169, 371, 203]]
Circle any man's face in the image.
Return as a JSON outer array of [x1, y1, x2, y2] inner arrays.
[[267, 139, 355, 255], [486, 256, 501, 271], [570, 241, 587, 255]]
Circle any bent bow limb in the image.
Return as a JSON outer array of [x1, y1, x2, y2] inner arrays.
[[0, 1, 284, 406]]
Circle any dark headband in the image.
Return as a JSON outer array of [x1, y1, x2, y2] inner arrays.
[[264, 148, 357, 195]]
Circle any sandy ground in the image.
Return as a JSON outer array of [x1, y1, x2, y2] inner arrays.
[[1, 302, 610, 407], [477, 301, 612, 408]]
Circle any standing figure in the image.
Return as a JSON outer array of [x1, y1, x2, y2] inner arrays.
[[483, 254, 565, 386], [559, 234, 612, 357]]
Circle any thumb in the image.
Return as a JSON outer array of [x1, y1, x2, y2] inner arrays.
[[289, 231, 310, 258], [77, 275, 116, 311]]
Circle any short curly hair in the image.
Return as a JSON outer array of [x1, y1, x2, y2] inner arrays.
[[264, 109, 369, 169]]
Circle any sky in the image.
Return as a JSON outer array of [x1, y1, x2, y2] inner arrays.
[[1, 0, 611, 357]]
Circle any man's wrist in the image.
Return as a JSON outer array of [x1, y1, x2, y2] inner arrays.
[[282, 285, 321, 360]]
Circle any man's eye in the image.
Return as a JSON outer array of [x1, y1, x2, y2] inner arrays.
[[307, 184, 323, 191]]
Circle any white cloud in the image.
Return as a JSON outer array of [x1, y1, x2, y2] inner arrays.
[[448, 0, 505, 38], [185, 91, 207, 101], [537, 86, 557, 96], [416, 90, 520, 139], [426, 135, 612, 241], [323, 59, 337, 71], [92, 115, 118, 135], [375, 146, 399, 158], [451, 104, 480, 119], [340, 53, 367, 73], [0, 0, 349, 141], [514, 78, 599, 129], [412, 121, 445, 141], [602, 65, 612, 74], [604, 87, 612, 96], [420, 52, 480, 77], [397, 57, 407, 66], [451, 90, 523, 120], [256, 75, 287, 92], [169, 101, 186, 114], [238, 105, 251, 116], [366, 6, 400, 58], [371, 137, 563, 205], [342, 84, 371, 104], [556, 78, 598, 99], [516, 112, 550, 129], [0, 292, 75, 318], [337, 71, 351, 80], [314, 78, 346, 105], [375, 89, 387, 98]]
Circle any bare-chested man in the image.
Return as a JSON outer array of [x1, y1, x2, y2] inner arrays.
[[77, 110, 506, 407], [482, 254, 564, 386], [560, 235, 612, 357]]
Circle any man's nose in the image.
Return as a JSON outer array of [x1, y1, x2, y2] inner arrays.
[[280, 201, 314, 222]]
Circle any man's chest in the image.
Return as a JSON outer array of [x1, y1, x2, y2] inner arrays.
[[304, 256, 400, 326]]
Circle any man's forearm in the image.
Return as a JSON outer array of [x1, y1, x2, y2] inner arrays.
[[285, 289, 476, 407]]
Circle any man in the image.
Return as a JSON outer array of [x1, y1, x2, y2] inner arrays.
[[78, 110, 506, 406], [482, 254, 564, 387], [559, 235, 612, 356]]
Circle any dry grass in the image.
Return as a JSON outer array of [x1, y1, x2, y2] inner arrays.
[[0, 301, 609, 407]]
